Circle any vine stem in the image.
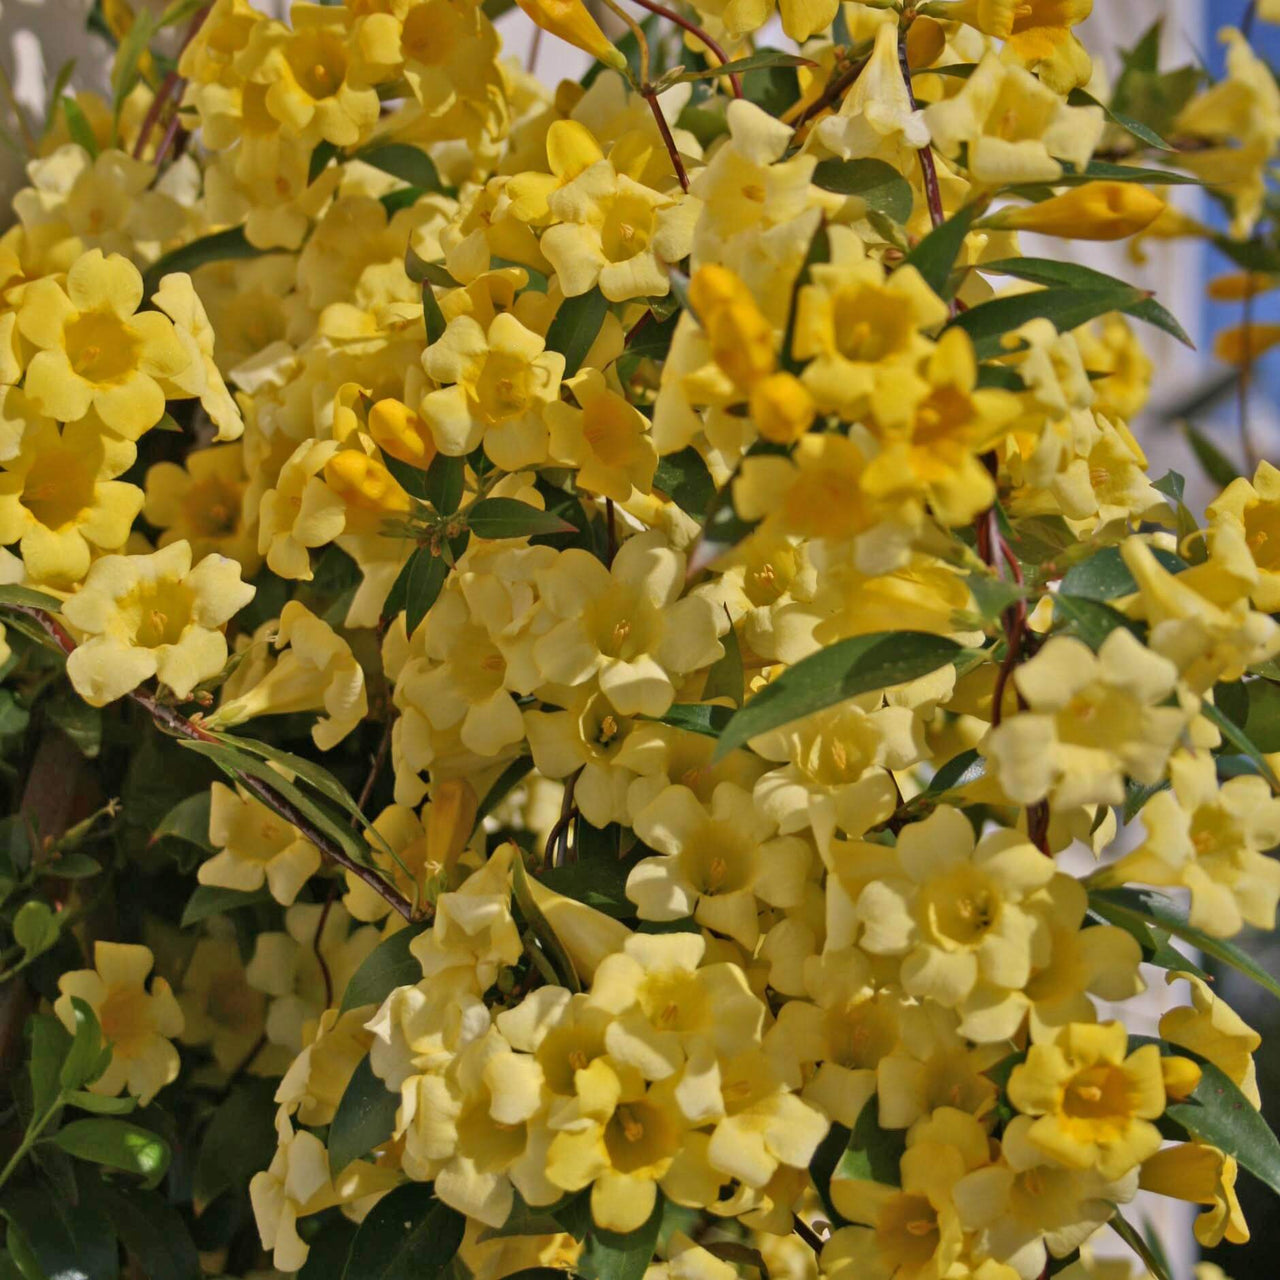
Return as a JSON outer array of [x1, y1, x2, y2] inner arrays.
[[4, 604, 419, 922], [645, 91, 690, 192], [786, 54, 869, 131], [133, 4, 210, 165], [626, 0, 743, 98], [896, 32, 944, 229]]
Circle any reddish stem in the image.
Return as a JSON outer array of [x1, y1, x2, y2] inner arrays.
[[627, 0, 742, 98], [896, 34, 944, 229], [646, 91, 689, 192]]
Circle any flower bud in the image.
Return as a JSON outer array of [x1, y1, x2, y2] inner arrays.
[[323, 450, 411, 516], [983, 182, 1166, 241], [368, 397, 437, 468], [750, 372, 816, 444], [514, 0, 628, 72]]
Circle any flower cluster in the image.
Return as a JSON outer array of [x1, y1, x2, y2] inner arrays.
[[1, 2, 1278, 1279]]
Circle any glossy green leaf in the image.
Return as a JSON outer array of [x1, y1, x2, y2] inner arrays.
[[60, 96, 98, 158], [579, 1192, 663, 1280], [702, 613, 744, 707], [468, 497, 577, 540], [28, 1014, 72, 1117], [900, 201, 983, 298], [179, 882, 273, 927], [45, 691, 102, 759], [653, 447, 715, 518], [111, 8, 156, 121], [425, 452, 466, 514], [1059, 544, 1184, 601], [512, 854, 581, 994], [194, 1079, 278, 1203], [353, 143, 443, 192], [1110, 1211, 1172, 1280], [546, 287, 609, 378], [1183, 423, 1240, 488], [90, 1183, 201, 1280], [152, 790, 214, 852], [342, 1181, 467, 1280], [13, 900, 59, 960], [713, 633, 964, 760], [422, 278, 447, 344], [329, 1056, 399, 1174], [1066, 87, 1173, 152], [340, 923, 430, 1013], [60, 996, 106, 1092], [655, 703, 735, 738], [952, 286, 1150, 359], [1200, 700, 1280, 790], [834, 1095, 906, 1187], [66, 1091, 137, 1115], [51, 1118, 170, 1186], [978, 258, 1191, 347], [0, 585, 63, 612], [1, 1184, 116, 1280], [812, 158, 913, 223], [143, 226, 265, 295], [1051, 594, 1141, 650], [1090, 886, 1280, 1002], [383, 544, 448, 637], [673, 49, 814, 82]]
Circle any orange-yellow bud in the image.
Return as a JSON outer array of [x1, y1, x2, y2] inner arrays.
[[1162, 1054, 1203, 1101], [689, 265, 776, 391], [324, 450, 411, 515], [985, 182, 1166, 241], [750, 372, 816, 444], [369, 398, 437, 468], [513, 0, 628, 72]]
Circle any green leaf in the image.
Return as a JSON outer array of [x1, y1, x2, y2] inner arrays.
[[1006, 160, 1199, 189], [0, 585, 63, 612], [382, 450, 431, 504], [1237, 678, 1280, 753], [66, 1091, 136, 1115], [834, 1095, 905, 1187], [1051, 594, 1141, 650], [978, 258, 1191, 348], [512, 854, 581, 994], [28, 1014, 72, 1117], [812, 158, 913, 223], [468, 497, 577, 540], [579, 1192, 663, 1280], [1059, 544, 1184, 601], [425, 452, 466, 515], [340, 923, 430, 1013], [951, 286, 1151, 360], [808, 1121, 852, 1225], [546, 288, 609, 379], [900, 201, 984, 298], [111, 8, 156, 122], [342, 1181, 467, 1280], [1200, 699, 1280, 790], [51, 1119, 170, 1187], [1090, 886, 1280, 1002], [925, 748, 986, 796], [1, 1184, 116, 1280], [655, 703, 735, 738], [673, 49, 815, 82], [713, 633, 963, 761], [1183, 423, 1240, 488], [60, 996, 106, 1092], [422, 278, 447, 345], [89, 1183, 201, 1280], [180, 883, 273, 927], [329, 1056, 399, 1174], [1162, 1054, 1280, 1198], [352, 143, 444, 192], [1110, 1211, 1172, 1280], [653, 447, 715, 518], [45, 691, 102, 758], [541, 834, 634, 918], [701, 613, 744, 707], [1152, 469, 1202, 555], [384, 544, 449, 637], [60, 95, 99, 157], [194, 1079, 278, 1203], [13, 900, 59, 960], [152, 790, 213, 851], [1066, 87, 1174, 152], [143, 227, 264, 295], [0, 690, 29, 738]]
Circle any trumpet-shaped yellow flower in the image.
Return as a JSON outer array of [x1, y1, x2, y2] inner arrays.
[[546, 368, 656, 502], [923, 53, 1103, 187], [1007, 1022, 1168, 1178], [513, 0, 626, 72], [1207, 459, 1280, 612], [177, 930, 271, 1076], [207, 600, 368, 749], [258, 437, 347, 579], [17, 249, 190, 435], [984, 184, 1167, 242], [1159, 971, 1261, 1108], [63, 541, 255, 705], [200, 780, 323, 906], [0, 414, 141, 586], [55, 942, 184, 1105], [1139, 1142, 1249, 1247], [981, 629, 1191, 809], [932, 0, 1094, 92]]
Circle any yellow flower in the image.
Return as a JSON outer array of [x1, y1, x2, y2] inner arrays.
[[55, 941, 184, 1105], [368, 396, 438, 469], [1139, 1142, 1249, 1247], [200, 780, 323, 906], [750, 373, 816, 445], [0, 413, 141, 586], [422, 312, 565, 468], [931, 0, 1094, 92], [861, 327, 1021, 526], [541, 161, 701, 302], [507, 119, 606, 225], [983, 183, 1167, 241], [17, 249, 190, 435], [981, 628, 1191, 809], [1207, 459, 1280, 611], [923, 53, 1103, 187], [177, 930, 271, 1076], [63, 541, 255, 706], [144, 443, 260, 575], [1159, 971, 1262, 1108], [257, 437, 347, 579], [1006, 1022, 1167, 1178], [628, 781, 811, 948], [546, 367, 656, 502], [689, 264, 777, 394], [151, 273, 245, 441], [1099, 750, 1280, 938], [207, 601, 368, 749], [513, 0, 626, 72], [249, 1110, 340, 1273]]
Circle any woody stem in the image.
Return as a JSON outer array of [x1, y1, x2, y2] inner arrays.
[[645, 90, 690, 192], [896, 32, 944, 229], [626, 0, 743, 98], [3, 604, 419, 922]]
